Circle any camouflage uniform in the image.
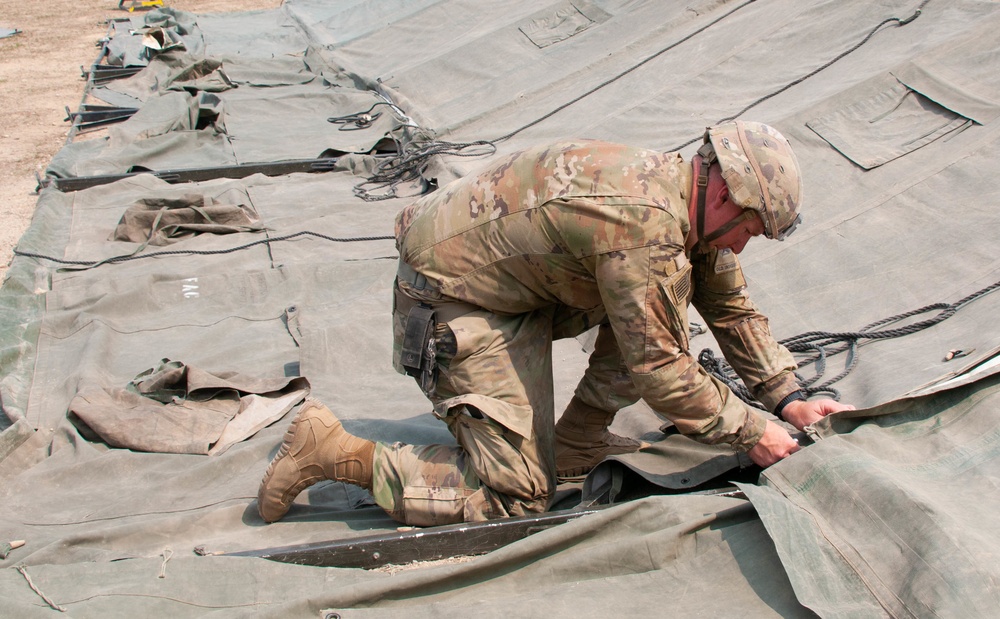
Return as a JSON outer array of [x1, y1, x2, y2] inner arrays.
[[374, 140, 800, 526]]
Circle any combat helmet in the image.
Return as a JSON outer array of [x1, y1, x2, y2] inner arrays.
[[696, 120, 803, 241]]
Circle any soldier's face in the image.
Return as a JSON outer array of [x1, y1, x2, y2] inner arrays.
[[706, 197, 766, 254], [722, 215, 764, 253], [693, 161, 765, 254]]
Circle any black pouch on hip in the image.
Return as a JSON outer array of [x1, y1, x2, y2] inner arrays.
[[400, 304, 437, 393]]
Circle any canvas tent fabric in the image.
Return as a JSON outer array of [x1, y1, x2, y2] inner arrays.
[[3, 0, 1000, 616], [2, 373, 999, 617], [745, 369, 1000, 618]]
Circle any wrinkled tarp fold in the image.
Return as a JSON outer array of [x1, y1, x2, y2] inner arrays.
[[69, 358, 309, 454], [744, 367, 1000, 618], [0, 495, 811, 618]]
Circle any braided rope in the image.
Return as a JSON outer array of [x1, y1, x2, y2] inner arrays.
[[699, 280, 1000, 406]]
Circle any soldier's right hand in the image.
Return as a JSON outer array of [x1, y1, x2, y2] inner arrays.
[[747, 420, 800, 467]]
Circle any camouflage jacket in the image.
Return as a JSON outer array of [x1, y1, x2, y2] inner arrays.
[[395, 140, 799, 451]]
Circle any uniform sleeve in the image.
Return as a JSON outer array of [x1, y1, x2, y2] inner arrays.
[[690, 249, 800, 412], [592, 244, 767, 452]]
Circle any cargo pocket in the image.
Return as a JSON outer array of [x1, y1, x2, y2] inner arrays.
[[435, 395, 538, 500], [731, 316, 789, 383], [807, 63, 1000, 169], [401, 485, 476, 527]]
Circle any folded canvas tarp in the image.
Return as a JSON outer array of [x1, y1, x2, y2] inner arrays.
[[3, 0, 1000, 616], [2, 362, 998, 617]]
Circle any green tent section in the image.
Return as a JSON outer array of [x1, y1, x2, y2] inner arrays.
[[747, 369, 1000, 618], [2, 0, 1000, 615], [1, 371, 997, 617]]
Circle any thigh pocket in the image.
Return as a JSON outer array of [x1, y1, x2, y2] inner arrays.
[[401, 485, 475, 527]]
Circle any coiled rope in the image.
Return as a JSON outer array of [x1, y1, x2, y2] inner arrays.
[[699, 279, 1000, 406]]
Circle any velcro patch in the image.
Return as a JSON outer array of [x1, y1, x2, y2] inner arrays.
[[714, 248, 740, 274], [663, 258, 693, 306]]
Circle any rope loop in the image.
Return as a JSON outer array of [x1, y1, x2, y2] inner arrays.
[[699, 279, 1000, 409]]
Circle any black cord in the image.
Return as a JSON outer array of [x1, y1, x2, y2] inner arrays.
[[670, 0, 930, 151], [353, 0, 759, 201], [352, 0, 930, 202], [354, 137, 498, 201], [698, 279, 1000, 407], [352, 0, 930, 199], [490, 0, 758, 144], [13, 230, 394, 269]]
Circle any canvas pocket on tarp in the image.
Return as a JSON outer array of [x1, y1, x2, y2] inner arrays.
[[807, 25, 1000, 170], [807, 73, 974, 170], [518, 1, 611, 48]]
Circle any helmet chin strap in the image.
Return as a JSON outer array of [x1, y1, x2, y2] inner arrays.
[[700, 209, 757, 247], [695, 142, 717, 253], [697, 141, 754, 253]]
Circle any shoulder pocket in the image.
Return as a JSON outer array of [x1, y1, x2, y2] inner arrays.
[[697, 248, 747, 296], [657, 254, 693, 351], [661, 254, 693, 306]]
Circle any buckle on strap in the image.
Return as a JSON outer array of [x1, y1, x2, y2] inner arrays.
[[696, 142, 716, 188], [397, 260, 429, 291]]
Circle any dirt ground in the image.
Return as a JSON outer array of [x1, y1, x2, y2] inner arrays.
[[0, 0, 281, 284]]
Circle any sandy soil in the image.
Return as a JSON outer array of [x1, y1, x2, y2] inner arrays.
[[0, 0, 281, 284]]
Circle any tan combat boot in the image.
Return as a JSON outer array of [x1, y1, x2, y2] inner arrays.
[[257, 398, 375, 523], [555, 396, 649, 482]]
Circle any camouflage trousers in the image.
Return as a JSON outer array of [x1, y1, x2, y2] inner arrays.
[[373, 285, 640, 527]]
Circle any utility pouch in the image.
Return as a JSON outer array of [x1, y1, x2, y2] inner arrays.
[[400, 304, 437, 393]]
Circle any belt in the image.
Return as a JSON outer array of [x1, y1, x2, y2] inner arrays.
[[394, 260, 479, 323], [397, 259, 431, 291]]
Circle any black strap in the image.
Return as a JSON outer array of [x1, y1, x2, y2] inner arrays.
[[695, 142, 716, 250], [397, 260, 430, 291], [774, 389, 806, 420], [700, 210, 756, 245]]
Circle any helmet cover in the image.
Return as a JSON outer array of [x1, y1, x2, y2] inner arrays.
[[704, 121, 802, 240]]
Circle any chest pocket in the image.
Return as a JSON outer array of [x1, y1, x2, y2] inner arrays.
[[657, 253, 694, 352], [698, 248, 747, 295]]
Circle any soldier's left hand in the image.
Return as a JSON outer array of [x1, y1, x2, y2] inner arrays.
[[781, 398, 855, 432]]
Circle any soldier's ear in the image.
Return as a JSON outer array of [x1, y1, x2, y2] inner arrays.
[[708, 182, 729, 211]]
